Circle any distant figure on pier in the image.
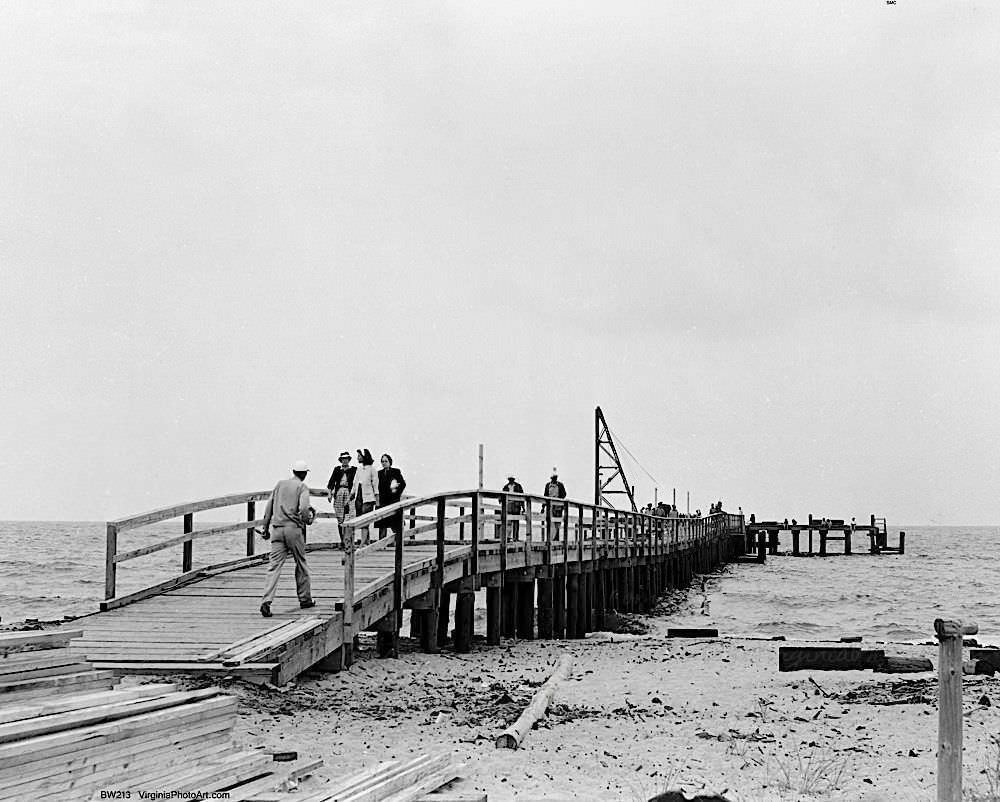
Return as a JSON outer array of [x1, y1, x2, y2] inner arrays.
[[351, 449, 378, 546], [668, 504, 679, 518], [327, 451, 356, 547], [542, 469, 567, 539], [377, 454, 407, 538], [502, 475, 524, 541], [654, 502, 668, 517], [260, 460, 316, 618]]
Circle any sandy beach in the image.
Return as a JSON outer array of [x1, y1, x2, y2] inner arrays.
[[153, 603, 1000, 802]]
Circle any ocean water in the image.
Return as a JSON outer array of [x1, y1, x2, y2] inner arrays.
[[1, 523, 997, 645]]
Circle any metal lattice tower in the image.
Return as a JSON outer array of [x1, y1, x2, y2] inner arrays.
[[594, 406, 638, 511]]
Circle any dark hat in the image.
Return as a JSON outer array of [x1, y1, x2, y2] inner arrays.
[[338, 451, 351, 460], [507, 474, 516, 480]]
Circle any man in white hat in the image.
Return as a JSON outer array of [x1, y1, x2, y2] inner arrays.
[[259, 460, 316, 617]]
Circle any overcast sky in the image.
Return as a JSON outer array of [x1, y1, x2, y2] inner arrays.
[[1, 2, 998, 525]]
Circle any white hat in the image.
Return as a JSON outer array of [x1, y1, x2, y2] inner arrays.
[[292, 459, 309, 473]]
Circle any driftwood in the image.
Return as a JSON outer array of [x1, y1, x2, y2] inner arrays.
[[873, 656, 933, 673], [495, 655, 573, 749]]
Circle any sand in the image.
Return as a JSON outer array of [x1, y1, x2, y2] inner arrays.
[[170, 608, 1000, 802]]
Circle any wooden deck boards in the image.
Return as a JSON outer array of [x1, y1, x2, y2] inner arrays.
[[77, 542, 481, 671], [77, 536, 654, 679]]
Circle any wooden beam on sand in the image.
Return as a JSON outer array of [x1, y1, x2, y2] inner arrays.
[[495, 655, 573, 749]]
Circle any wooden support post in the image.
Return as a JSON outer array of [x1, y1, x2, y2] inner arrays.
[[553, 570, 566, 638], [394, 524, 404, 629], [844, 528, 852, 555], [437, 589, 451, 646], [792, 529, 800, 556], [584, 571, 593, 632], [935, 618, 979, 802], [566, 573, 580, 639], [376, 629, 398, 659], [459, 505, 465, 541], [486, 585, 501, 645], [471, 492, 480, 575], [593, 567, 606, 631], [576, 572, 588, 637], [105, 523, 118, 600], [537, 576, 554, 638], [422, 591, 440, 654], [819, 528, 828, 557], [899, 531, 906, 554], [768, 529, 778, 555], [454, 591, 475, 653], [501, 584, 517, 638], [246, 500, 256, 556], [182, 512, 193, 573], [409, 609, 424, 639], [757, 532, 767, 563], [516, 579, 535, 640]]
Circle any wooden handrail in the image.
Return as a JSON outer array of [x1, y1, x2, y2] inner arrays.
[[104, 481, 743, 608]]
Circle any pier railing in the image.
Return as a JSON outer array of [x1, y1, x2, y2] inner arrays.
[[103, 488, 743, 624]]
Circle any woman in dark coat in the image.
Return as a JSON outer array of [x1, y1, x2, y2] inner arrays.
[[377, 453, 407, 536]]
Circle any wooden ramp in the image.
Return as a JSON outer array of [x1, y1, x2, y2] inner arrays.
[[76, 489, 745, 684]]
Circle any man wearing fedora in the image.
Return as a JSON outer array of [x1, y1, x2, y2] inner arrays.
[[542, 468, 567, 540], [502, 475, 524, 541], [327, 451, 357, 548], [260, 460, 316, 617]]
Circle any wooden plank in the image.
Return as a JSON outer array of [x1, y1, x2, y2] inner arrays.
[[111, 489, 275, 531], [0, 694, 236, 769], [0, 683, 177, 726], [99, 555, 268, 611], [0, 662, 94, 685], [115, 519, 266, 563], [0, 670, 115, 701], [0, 687, 224, 744], [0, 730, 234, 798], [378, 765, 462, 802], [338, 754, 452, 802], [0, 649, 82, 674], [0, 630, 83, 652], [198, 621, 292, 661]]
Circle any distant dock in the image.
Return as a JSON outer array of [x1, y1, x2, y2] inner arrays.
[[745, 513, 905, 557]]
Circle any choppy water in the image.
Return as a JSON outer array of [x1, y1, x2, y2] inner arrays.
[[667, 525, 1000, 645], [1, 523, 997, 645]]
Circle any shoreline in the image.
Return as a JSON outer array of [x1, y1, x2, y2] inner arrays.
[[144, 614, 1000, 801]]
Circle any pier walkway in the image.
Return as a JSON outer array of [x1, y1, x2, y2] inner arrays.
[[73, 491, 746, 684]]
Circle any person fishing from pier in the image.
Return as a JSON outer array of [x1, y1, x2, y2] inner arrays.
[[542, 468, 567, 540], [326, 451, 357, 548], [377, 454, 407, 538], [502, 475, 524, 541], [259, 460, 317, 618], [350, 448, 378, 546]]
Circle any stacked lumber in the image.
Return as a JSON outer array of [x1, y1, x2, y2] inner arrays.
[[0, 684, 239, 801], [0, 629, 112, 703], [279, 754, 478, 802]]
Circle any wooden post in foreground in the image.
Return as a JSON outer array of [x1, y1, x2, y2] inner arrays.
[[935, 618, 978, 802]]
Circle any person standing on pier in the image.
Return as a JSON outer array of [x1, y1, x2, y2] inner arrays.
[[351, 448, 378, 546], [502, 475, 524, 541], [542, 468, 567, 540], [377, 454, 407, 538], [326, 451, 357, 548], [260, 460, 316, 618]]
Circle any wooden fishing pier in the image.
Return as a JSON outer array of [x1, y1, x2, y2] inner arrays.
[[745, 513, 905, 557], [67, 491, 746, 685]]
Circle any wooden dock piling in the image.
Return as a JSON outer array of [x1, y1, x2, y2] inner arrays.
[[486, 584, 501, 645], [936, 618, 978, 802]]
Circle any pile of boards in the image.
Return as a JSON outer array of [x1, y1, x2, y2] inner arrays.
[[0, 629, 112, 702], [272, 753, 485, 802], [0, 630, 321, 802]]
